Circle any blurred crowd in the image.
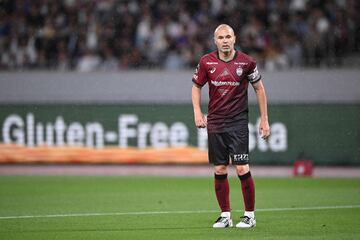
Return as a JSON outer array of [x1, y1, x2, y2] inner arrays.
[[0, 0, 359, 71]]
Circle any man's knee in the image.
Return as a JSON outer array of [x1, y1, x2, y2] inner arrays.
[[214, 165, 228, 175], [236, 164, 250, 176]]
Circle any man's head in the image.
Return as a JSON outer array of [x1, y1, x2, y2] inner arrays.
[[214, 24, 236, 55]]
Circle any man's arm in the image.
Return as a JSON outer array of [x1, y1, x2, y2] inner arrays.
[[192, 83, 207, 128], [252, 80, 270, 139]]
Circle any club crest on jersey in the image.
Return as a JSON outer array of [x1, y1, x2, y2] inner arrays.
[[236, 67, 243, 76]]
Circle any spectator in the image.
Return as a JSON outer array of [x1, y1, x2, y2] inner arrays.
[[164, 47, 185, 70], [99, 45, 119, 71], [76, 48, 101, 72], [281, 32, 303, 68], [0, 0, 358, 71]]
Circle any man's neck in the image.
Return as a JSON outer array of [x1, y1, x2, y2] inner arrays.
[[218, 50, 236, 62]]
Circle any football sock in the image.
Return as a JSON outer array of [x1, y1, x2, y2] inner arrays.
[[214, 173, 230, 212], [244, 211, 255, 219], [238, 171, 255, 212], [221, 211, 231, 218]]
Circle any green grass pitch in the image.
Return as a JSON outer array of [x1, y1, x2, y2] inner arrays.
[[0, 175, 359, 239]]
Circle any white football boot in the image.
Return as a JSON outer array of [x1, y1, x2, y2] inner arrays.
[[213, 212, 233, 228], [235, 216, 256, 228]]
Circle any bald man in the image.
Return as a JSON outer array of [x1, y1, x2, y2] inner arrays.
[[192, 24, 270, 228]]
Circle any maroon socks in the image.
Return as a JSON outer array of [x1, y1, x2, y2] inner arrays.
[[214, 173, 230, 212], [238, 171, 255, 211], [214, 171, 255, 213]]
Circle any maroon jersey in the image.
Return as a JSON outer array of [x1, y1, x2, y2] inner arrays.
[[192, 51, 261, 133]]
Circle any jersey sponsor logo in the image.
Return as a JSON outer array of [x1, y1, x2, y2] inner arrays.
[[231, 154, 249, 162], [211, 80, 240, 86], [209, 67, 216, 74], [194, 64, 199, 73], [192, 64, 199, 80], [236, 67, 243, 76], [234, 62, 248, 65], [206, 62, 218, 65]]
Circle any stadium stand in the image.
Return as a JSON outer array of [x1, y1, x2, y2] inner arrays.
[[0, 0, 359, 71]]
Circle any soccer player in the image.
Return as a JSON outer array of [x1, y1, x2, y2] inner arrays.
[[191, 24, 270, 228]]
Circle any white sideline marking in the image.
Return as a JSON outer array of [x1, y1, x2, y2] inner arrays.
[[0, 205, 359, 220]]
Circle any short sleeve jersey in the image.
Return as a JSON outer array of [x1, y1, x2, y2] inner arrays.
[[192, 51, 261, 133]]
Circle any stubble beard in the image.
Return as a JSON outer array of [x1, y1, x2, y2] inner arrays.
[[221, 48, 233, 57]]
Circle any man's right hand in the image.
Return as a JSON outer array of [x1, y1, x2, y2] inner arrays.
[[194, 112, 207, 128]]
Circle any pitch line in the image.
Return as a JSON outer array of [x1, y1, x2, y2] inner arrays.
[[0, 205, 360, 220]]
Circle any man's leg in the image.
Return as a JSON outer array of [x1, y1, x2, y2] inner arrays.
[[214, 165, 230, 213], [213, 164, 233, 228], [235, 164, 256, 228], [208, 132, 232, 228]]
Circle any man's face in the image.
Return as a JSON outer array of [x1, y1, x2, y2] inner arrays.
[[214, 27, 236, 54]]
